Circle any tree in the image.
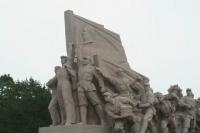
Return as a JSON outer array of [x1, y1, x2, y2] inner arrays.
[[0, 74, 51, 133]]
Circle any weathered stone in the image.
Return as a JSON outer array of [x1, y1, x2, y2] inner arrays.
[[42, 10, 200, 133], [77, 56, 105, 125], [39, 125, 110, 133]]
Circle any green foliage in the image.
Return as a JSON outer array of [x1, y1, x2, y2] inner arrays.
[[0, 74, 51, 133]]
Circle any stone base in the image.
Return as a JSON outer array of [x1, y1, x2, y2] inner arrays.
[[39, 125, 110, 133]]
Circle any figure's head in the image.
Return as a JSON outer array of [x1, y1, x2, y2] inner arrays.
[[131, 82, 143, 94], [81, 56, 92, 65], [143, 79, 151, 91], [54, 66, 61, 73], [60, 56, 68, 65], [103, 92, 114, 103], [168, 84, 183, 98], [155, 92, 164, 102], [186, 88, 194, 98]]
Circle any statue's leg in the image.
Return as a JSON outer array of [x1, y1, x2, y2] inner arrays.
[[149, 120, 157, 133], [95, 104, 105, 125], [169, 116, 178, 133], [88, 91, 106, 126], [139, 108, 153, 133], [133, 113, 142, 133], [80, 105, 87, 124], [57, 89, 65, 125], [161, 118, 168, 133], [190, 118, 196, 133], [48, 96, 60, 126], [61, 84, 76, 125], [183, 116, 190, 133], [133, 117, 140, 132], [78, 88, 88, 124], [64, 102, 76, 125]]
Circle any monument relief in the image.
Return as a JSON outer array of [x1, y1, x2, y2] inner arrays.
[[39, 10, 200, 133]]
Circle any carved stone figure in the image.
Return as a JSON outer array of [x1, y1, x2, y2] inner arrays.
[[103, 92, 139, 133], [130, 80, 145, 97], [196, 104, 200, 131], [166, 85, 183, 133], [154, 92, 178, 133], [137, 81, 156, 133], [167, 85, 183, 99], [196, 97, 200, 108], [178, 88, 196, 133], [46, 76, 60, 126], [77, 56, 106, 125], [40, 10, 200, 133], [49, 56, 76, 126]]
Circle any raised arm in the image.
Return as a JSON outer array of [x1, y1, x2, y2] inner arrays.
[[94, 69, 106, 93]]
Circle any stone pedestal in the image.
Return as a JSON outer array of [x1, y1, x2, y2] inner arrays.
[[39, 125, 110, 133]]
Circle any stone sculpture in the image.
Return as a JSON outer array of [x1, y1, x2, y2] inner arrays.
[[154, 92, 178, 133], [46, 76, 60, 126], [196, 101, 200, 131], [137, 82, 156, 133], [77, 56, 106, 125], [39, 10, 200, 133], [104, 92, 140, 133], [47, 56, 76, 126], [178, 89, 196, 133]]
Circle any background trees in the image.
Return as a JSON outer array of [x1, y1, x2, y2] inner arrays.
[[0, 74, 51, 133]]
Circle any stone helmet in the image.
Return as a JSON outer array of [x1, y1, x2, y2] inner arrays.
[[186, 88, 192, 92]]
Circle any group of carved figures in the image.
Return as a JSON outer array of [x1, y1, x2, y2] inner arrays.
[[47, 55, 200, 133]]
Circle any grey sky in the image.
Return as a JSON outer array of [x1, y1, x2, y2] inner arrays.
[[0, 0, 200, 96]]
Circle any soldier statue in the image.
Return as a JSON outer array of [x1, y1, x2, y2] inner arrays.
[[154, 92, 178, 133], [178, 88, 196, 133], [196, 100, 200, 132], [77, 56, 106, 125], [46, 76, 60, 126], [137, 81, 156, 133], [48, 56, 76, 125]]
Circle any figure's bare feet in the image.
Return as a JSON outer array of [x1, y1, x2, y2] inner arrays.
[[60, 121, 65, 125], [49, 122, 59, 127], [101, 120, 106, 127], [65, 122, 72, 126], [77, 122, 86, 125]]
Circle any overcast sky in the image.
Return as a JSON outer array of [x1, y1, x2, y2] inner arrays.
[[0, 0, 200, 97]]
